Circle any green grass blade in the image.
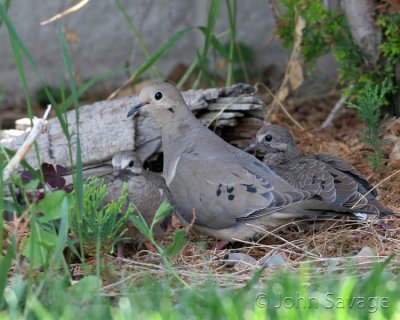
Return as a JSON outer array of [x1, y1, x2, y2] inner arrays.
[[0, 5, 68, 132], [194, 50, 213, 88], [177, 28, 226, 89], [193, 0, 222, 89], [205, 0, 222, 48], [50, 197, 69, 267], [0, 239, 15, 303], [0, 0, 11, 28], [62, 68, 127, 111], [176, 57, 199, 89], [57, 23, 86, 269], [225, 0, 237, 86], [123, 27, 194, 88], [8, 30, 33, 119], [115, 0, 162, 79], [0, 151, 4, 254]]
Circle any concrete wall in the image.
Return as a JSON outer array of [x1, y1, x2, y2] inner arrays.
[[0, 0, 337, 104]]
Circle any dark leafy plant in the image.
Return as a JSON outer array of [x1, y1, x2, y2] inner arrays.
[[17, 163, 72, 205], [347, 80, 393, 169], [276, 0, 399, 168]]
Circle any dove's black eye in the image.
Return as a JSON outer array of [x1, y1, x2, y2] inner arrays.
[[128, 160, 134, 168], [264, 135, 273, 142], [154, 92, 163, 100]]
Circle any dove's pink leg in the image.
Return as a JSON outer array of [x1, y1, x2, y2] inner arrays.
[[117, 243, 124, 258], [213, 240, 230, 251]]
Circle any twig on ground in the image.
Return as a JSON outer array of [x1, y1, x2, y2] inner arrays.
[[41, 0, 90, 26], [206, 96, 242, 128], [266, 13, 305, 119], [255, 82, 307, 132], [319, 86, 353, 130], [2, 105, 51, 182], [351, 168, 400, 210]]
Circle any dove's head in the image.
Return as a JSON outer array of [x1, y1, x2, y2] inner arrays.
[[246, 124, 300, 166], [127, 82, 186, 118], [112, 151, 143, 176]]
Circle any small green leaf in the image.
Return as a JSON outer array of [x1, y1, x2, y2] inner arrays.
[[130, 215, 150, 240], [69, 276, 102, 298], [0, 86, 4, 102], [37, 190, 68, 223], [22, 229, 58, 269], [27, 297, 54, 320], [50, 197, 69, 266], [150, 202, 172, 231], [13, 177, 40, 191], [0, 238, 15, 299], [165, 230, 186, 257]]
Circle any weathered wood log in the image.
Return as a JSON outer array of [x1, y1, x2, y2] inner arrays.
[[1, 84, 264, 179]]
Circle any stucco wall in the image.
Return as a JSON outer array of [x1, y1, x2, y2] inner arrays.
[[0, 0, 337, 104]]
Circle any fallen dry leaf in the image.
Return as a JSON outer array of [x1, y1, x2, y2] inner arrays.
[[289, 59, 303, 91]]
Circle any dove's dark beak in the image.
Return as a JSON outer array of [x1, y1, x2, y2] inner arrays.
[[244, 143, 258, 152], [127, 102, 149, 117]]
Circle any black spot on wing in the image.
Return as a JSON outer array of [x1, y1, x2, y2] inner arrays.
[[228, 194, 235, 201], [216, 183, 222, 197], [311, 175, 316, 184], [244, 184, 257, 193], [227, 186, 234, 193], [260, 192, 272, 201]]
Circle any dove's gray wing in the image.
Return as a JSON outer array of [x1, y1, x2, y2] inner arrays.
[[272, 156, 373, 207], [169, 151, 310, 230], [271, 155, 393, 215], [142, 171, 173, 231], [315, 153, 377, 198], [143, 171, 173, 204]]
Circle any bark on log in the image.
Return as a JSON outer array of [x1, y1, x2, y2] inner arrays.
[[1, 84, 264, 178]]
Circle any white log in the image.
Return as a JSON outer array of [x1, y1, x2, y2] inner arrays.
[[1, 84, 263, 174]]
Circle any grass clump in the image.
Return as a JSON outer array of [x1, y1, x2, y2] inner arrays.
[[70, 178, 133, 256], [347, 80, 393, 169]]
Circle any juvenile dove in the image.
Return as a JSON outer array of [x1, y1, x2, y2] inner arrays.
[[127, 82, 380, 242], [105, 150, 172, 256], [248, 124, 393, 216]]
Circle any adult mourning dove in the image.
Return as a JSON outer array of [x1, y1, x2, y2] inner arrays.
[[105, 150, 172, 256], [248, 124, 393, 216], [126, 82, 384, 242]]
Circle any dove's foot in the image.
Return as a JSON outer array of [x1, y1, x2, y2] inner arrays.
[[117, 243, 125, 259], [213, 240, 230, 251], [144, 242, 157, 253]]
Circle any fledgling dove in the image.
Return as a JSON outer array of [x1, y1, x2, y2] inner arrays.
[[126, 82, 382, 243], [105, 150, 172, 256], [248, 124, 393, 216]]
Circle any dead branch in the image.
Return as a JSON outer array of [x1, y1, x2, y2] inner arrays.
[[2, 105, 51, 182]]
